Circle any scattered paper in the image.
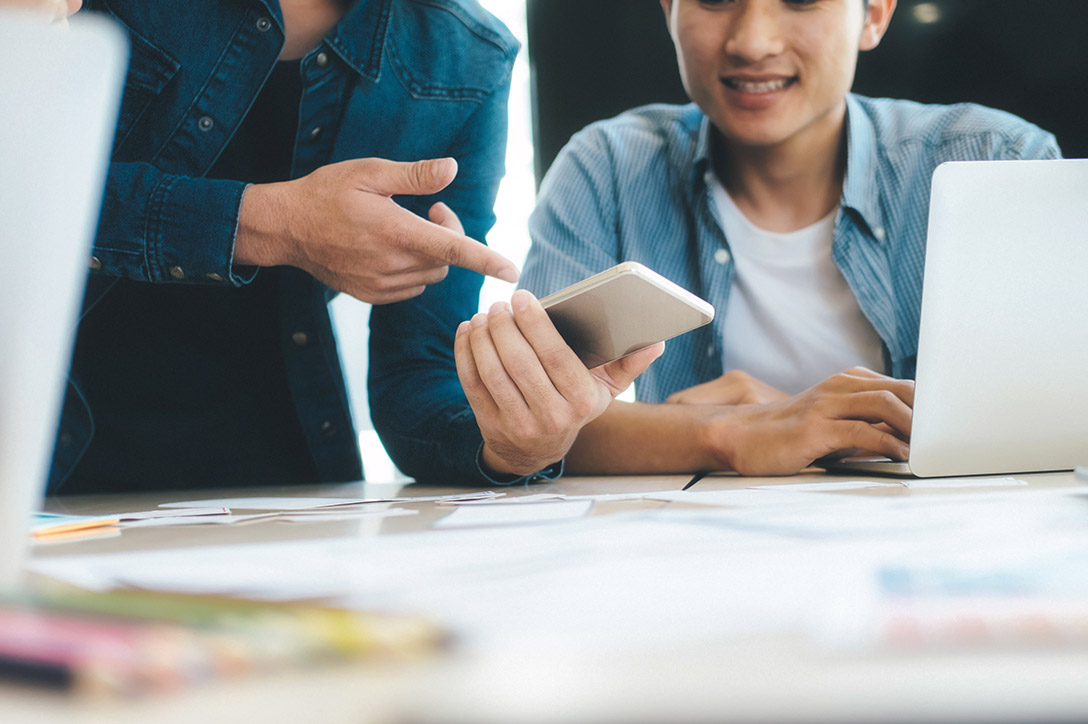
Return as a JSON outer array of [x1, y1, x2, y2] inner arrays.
[[433, 500, 593, 528], [29, 477, 1088, 656]]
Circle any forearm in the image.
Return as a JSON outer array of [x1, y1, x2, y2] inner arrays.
[[565, 400, 731, 474], [94, 162, 249, 284]]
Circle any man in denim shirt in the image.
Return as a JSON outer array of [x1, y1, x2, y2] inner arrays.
[[45, 0, 651, 492], [457, 0, 1060, 477]]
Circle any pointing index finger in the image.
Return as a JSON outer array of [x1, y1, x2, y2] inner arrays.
[[406, 218, 519, 283]]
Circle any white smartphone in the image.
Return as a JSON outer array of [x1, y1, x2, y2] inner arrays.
[[540, 262, 715, 368]]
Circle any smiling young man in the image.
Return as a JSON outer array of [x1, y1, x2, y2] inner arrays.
[[456, 0, 1060, 478]]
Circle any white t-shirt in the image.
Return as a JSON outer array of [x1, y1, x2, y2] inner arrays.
[[710, 179, 885, 395]]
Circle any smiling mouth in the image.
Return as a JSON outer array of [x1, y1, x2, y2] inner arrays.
[[722, 77, 797, 93]]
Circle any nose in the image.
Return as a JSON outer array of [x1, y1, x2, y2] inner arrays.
[[723, 1, 786, 63]]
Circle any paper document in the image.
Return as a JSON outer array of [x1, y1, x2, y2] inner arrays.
[[902, 477, 1027, 489], [440, 493, 566, 505], [647, 489, 844, 508], [277, 509, 418, 524], [748, 481, 905, 493], [433, 500, 593, 528], [121, 514, 277, 528], [752, 479, 905, 492], [160, 491, 501, 510], [117, 507, 231, 520]]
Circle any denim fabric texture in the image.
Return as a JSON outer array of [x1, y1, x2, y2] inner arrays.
[[521, 95, 1061, 405], [49, 0, 541, 489]]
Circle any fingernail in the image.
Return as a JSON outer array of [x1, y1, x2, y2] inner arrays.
[[470, 312, 487, 328], [511, 289, 533, 311], [432, 157, 457, 181], [489, 301, 512, 316], [456, 321, 469, 336], [497, 266, 519, 284]]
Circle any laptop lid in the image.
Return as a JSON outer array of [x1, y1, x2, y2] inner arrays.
[[907, 159, 1088, 477], [0, 11, 126, 590]]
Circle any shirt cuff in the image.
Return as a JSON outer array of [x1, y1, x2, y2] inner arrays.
[[474, 443, 564, 486]]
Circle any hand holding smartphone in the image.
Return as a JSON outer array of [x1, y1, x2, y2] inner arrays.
[[540, 262, 714, 368]]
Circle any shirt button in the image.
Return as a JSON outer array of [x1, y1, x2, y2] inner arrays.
[[874, 226, 887, 241], [309, 126, 322, 140], [318, 420, 336, 437], [706, 345, 715, 358], [197, 116, 214, 132], [291, 331, 309, 347], [256, 17, 272, 32], [169, 266, 185, 280], [89, 256, 102, 271], [315, 51, 329, 68], [205, 272, 224, 282], [714, 248, 732, 264]]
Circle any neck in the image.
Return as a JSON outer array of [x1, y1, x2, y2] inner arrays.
[[713, 101, 848, 233], [278, 0, 350, 60]]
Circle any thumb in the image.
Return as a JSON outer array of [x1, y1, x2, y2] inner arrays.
[[355, 157, 458, 197], [591, 342, 665, 397]]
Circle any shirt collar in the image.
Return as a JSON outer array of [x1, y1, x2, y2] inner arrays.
[[691, 113, 716, 191], [326, 0, 393, 82], [841, 93, 886, 242], [691, 96, 887, 243]]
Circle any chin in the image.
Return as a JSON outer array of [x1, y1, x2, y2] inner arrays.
[[714, 122, 793, 151]]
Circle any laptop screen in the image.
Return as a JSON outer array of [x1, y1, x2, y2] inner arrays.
[[0, 10, 127, 590]]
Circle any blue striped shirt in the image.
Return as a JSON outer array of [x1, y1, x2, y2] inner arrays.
[[521, 95, 1060, 403]]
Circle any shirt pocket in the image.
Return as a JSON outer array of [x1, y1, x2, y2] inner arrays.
[[102, 2, 181, 151]]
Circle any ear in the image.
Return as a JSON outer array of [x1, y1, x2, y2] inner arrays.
[[860, 0, 897, 51]]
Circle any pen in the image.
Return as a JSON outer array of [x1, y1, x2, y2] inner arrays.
[[681, 471, 708, 491], [0, 652, 74, 690]]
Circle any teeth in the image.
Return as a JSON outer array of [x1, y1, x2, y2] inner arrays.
[[726, 77, 791, 93]]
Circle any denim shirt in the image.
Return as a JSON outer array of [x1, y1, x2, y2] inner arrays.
[[522, 95, 1061, 404], [50, 0, 521, 489]]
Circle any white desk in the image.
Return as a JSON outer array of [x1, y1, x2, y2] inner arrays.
[[8, 470, 1088, 723]]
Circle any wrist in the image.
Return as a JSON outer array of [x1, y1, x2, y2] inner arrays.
[[475, 444, 564, 485], [234, 182, 294, 267], [695, 406, 740, 472], [479, 441, 564, 479]]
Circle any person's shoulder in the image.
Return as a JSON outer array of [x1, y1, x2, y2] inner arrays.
[[853, 95, 1059, 159], [568, 103, 704, 158], [388, 0, 519, 95], [395, 0, 518, 53]]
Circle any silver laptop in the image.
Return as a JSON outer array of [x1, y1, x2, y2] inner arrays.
[[827, 159, 1088, 478], [0, 11, 126, 589]]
